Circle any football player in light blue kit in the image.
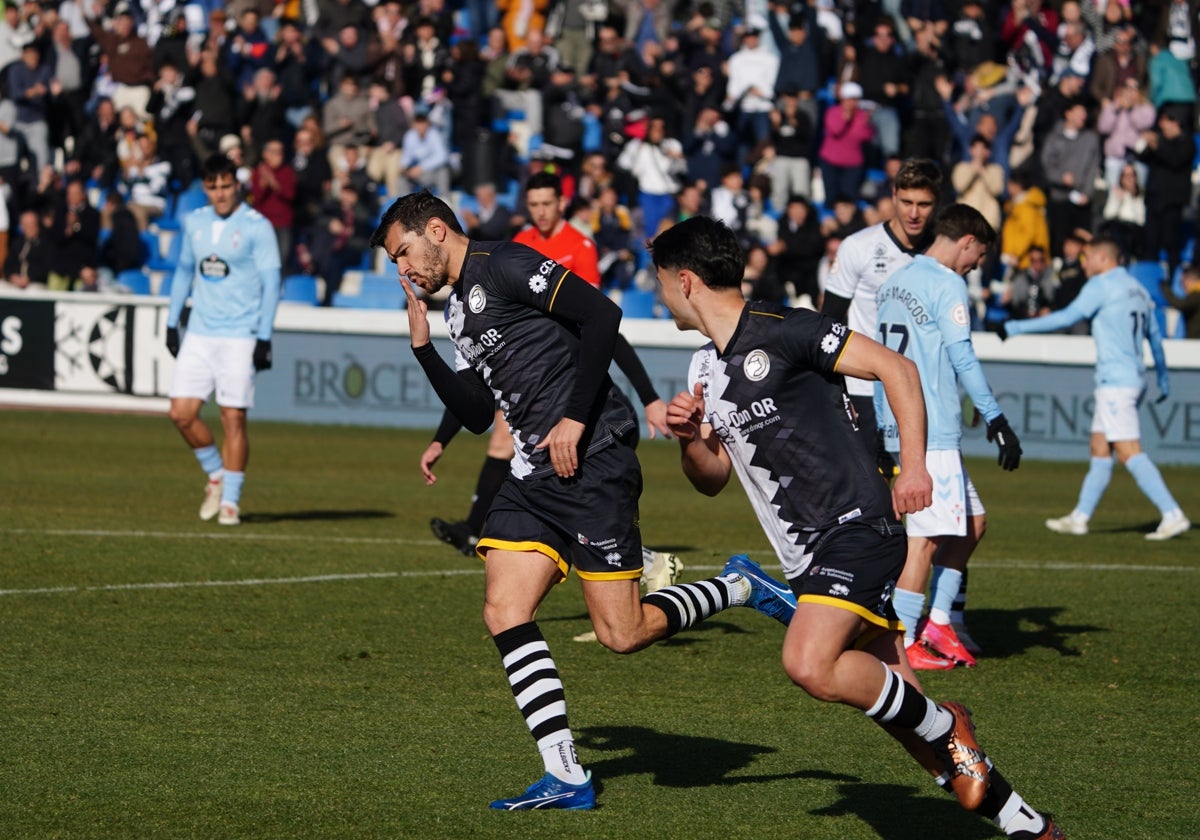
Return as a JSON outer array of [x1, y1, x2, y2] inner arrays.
[[166, 154, 282, 526], [1001, 235, 1188, 541], [877, 205, 1024, 670]]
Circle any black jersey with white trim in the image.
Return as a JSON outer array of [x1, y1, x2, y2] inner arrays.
[[445, 239, 637, 480], [688, 301, 895, 576]]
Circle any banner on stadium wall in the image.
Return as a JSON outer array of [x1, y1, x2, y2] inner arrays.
[[0, 298, 56, 390], [3, 293, 1200, 464], [0, 295, 174, 396]]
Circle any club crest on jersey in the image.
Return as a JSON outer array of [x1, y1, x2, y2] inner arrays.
[[528, 274, 548, 294], [743, 349, 770, 381], [468, 285, 487, 313]]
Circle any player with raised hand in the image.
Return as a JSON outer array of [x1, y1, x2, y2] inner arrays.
[[165, 153, 281, 526], [372, 190, 796, 811]]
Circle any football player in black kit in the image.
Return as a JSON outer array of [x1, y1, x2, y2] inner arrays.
[[370, 191, 799, 811], [652, 216, 1064, 840]]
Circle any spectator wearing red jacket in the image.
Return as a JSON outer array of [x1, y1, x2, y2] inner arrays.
[[249, 140, 297, 270]]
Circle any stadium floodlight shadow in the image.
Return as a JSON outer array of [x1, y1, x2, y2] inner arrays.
[[238, 509, 396, 524], [811, 781, 999, 840], [576, 725, 855, 789], [954, 607, 1105, 660]]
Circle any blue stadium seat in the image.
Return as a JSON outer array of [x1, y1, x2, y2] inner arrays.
[[142, 230, 178, 273], [281, 274, 320, 305], [619, 289, 659, 319], [159, 180, 208, 229], [114, 269, 152, 295]]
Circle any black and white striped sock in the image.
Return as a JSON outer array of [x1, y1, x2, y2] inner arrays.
[[641, 575, 743, 636], [493, 621, 586, 783]]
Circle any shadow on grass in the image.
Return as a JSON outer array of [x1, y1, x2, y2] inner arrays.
[[240, 509, 395, 524], [1100, 520, 1164, 536], [577, 725, 856, 789], [962, 606, 1105, 659], [811, 781, 998, 840]]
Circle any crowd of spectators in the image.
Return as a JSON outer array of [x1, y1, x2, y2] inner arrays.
[[0, 0, 1197, 328]]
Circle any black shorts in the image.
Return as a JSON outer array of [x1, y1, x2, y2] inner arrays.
[[477, 435, 644, 583], [788, 517, 906, 631]]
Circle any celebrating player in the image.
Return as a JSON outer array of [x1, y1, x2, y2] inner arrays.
[[371, 191, 796, 810]]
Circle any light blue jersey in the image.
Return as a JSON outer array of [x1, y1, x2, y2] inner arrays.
[[167, 202, 282, 340], [1004, 267, 1166, 391], [876, 255, 1002, 452]]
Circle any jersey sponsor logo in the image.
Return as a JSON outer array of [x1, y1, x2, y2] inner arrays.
[[539, 259, 556, 275], [528, 274, 548, 294], [743, 349, 770, 381], [951, 302, 969, 326], [722, 397, 780, 435], [820, 332, 841, 354], [837, 507, 863, 524], [200, 255, 230, 278], [468, 285, 487, 313]]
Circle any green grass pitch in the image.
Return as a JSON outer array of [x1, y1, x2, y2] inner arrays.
[[1, 410, 1197, 839]]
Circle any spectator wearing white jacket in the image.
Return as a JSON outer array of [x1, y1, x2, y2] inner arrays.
[[616, 115, 686, 239]]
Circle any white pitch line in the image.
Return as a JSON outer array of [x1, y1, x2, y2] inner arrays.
[[5, 528, 443, 546], [0, 559, 1194, 599], [0, 568, 482, 597]]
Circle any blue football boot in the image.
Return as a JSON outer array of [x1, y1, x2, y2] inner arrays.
[[722, 554, 797, 626], [488, 772, 596, 811]]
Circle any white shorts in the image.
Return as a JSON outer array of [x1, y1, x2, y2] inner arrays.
[[169, 333, 256, 409], [1091, 386, 1142, 442], [904, 449, 984, 538]]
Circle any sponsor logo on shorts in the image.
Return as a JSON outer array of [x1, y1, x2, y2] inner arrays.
[[577, 533, 589, 545], [837, 507, 863, 524], [830, 583, 850, 596], [604, 552, 622, 566]]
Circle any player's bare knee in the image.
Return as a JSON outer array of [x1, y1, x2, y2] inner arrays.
[[593, 625, 645, 654], [783, 654, 839, 701]]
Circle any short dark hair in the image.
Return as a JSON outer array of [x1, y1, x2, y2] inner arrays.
[[650, 216, 745, 290], [201, 153, 237, 181], [369, 190, 463, 248], [892, 158, 942, 194], [932, 203, 996, 246], [525, 170, 563, 196], [1087, 235, 1123, 264]]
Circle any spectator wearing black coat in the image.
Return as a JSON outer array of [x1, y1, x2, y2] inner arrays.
[[1136, 105, 1196, 278]]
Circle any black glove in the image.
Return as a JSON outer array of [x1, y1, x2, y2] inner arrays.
[[986, 413, 1022, 471], [166, 326, 180, 357], [993, 321, 1009, 342], [253, 339, 273, 371], [875, 429, 898, 479]]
